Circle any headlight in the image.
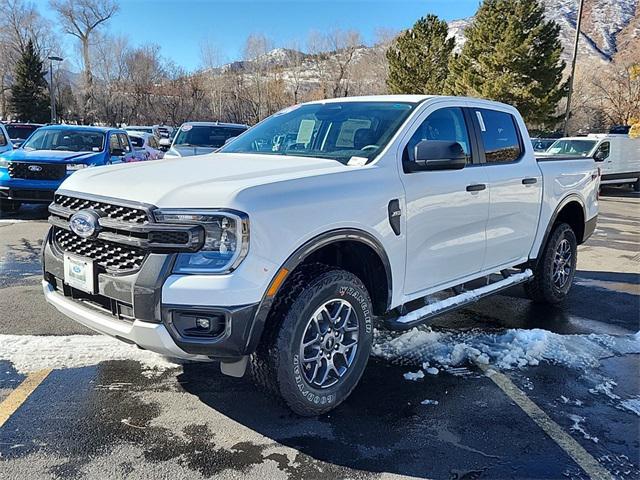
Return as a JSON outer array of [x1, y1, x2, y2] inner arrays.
[[0, 158, 8, 168], [66, 163, 88, 171], [154, 209, 249, 274]]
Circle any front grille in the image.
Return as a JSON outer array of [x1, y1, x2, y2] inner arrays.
[[9, 162, 66, 180], [53, 227, 145, 273], [148, 231, 190, 244], [7, 189, 55, 201], [54, 194, 150, 224]]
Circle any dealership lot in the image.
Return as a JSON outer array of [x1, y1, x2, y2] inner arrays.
[[0, 189, 638, 479]]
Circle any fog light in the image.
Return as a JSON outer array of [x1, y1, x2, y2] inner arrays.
[[172, 311, 226, 338], [196, 317, 210, 329]]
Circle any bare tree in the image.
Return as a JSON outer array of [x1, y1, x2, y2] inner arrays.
[[590, 60, 640, 127], [326, 29, 362, 97], [50, 0, 119, 122]]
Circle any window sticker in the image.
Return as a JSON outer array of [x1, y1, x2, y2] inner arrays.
[[296, 119, 316, 144], [347, 156, 368, 166], [336, 119, 372, 147], [181, 124, 193, 132], [475, 111, 486, 132]]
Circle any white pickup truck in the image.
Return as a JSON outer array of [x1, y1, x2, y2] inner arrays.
[[42, 96, 599, 415]]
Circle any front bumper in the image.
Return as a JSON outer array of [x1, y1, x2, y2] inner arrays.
[[42, 280, 208, 361], [42, 229, 262, 360]]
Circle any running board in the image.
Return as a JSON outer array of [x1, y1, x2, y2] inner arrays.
[[385, 269, 533, 331]]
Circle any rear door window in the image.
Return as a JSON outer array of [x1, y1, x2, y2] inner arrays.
[[474, 109, 522, 163]]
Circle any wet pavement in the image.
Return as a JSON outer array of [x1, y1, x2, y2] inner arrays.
[[0, 188, 638, 479]]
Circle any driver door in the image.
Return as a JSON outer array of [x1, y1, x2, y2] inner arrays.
[[400, 105, 489, 296]]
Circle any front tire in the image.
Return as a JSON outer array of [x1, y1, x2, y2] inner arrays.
[[251, 265, 374, 416], [525, 223, 577, 304], [634, 178, 640, 192]]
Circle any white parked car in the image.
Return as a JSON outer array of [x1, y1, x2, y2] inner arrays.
[[546, 133, 640, 191], [164, 122, 248, 158], [127, 131, 164, 161], [0, 124, 14, 154], [42, 96, 599, 415]]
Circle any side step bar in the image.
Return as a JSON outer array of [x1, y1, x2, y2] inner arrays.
[[385, 269, 533, 331]]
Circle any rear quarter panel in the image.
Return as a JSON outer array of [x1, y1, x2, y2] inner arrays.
[[530, 158, 599, 258]]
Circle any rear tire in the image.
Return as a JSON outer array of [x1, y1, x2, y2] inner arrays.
[[250, 264, 373, 416], [525, 223, 577, 304], [0, 199, 21, 214], [634, 179, 640, 192]]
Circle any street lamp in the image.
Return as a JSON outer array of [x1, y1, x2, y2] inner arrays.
[[48, 56, 63, 124]]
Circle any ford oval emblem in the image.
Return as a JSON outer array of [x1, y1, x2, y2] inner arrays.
[[72, 265, 82, 274], [28, 165, 43, 172], [69, 210, 100, 239]]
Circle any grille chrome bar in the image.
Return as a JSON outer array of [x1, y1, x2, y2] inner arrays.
[[48, 214, 203, 251]]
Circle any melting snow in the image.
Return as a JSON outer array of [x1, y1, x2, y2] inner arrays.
[[0, 334, 181, 374], [620, 398, 640, 417], [421, 399, 439, 406], [568, 414, 599, 443], [403, 370, 425, 381], [374, 328, 639, 372]]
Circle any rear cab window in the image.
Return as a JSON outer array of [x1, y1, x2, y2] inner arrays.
[[473, 108, 522, 163]]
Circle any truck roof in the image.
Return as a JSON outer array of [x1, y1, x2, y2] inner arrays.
[[304, 95, 524, 111], [39, 125, 124, 134]]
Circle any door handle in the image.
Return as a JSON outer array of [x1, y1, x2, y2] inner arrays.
[[522, 178, 538, 185], [466, 184, 486, 192]]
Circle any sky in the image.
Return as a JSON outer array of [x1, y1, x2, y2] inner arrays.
[[45, 0, 479, 72]]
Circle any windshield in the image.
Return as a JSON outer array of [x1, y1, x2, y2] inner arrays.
[[175, 125, 247, 149], [546, 139, 597, 156], [220, 102, 415, 163], [22, 129, 105, 152], [6, 124, 41, 141]]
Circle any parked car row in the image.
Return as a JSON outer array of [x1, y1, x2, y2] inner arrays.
[[533, 133, 640, 191]]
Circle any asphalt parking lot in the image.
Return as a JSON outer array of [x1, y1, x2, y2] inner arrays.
[[0, 188, 638, 480]]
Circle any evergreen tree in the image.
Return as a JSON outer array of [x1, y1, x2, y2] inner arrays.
[[446, 0, 566, 128], [10, 40, 50, 123], [386, 14, 454, 95]]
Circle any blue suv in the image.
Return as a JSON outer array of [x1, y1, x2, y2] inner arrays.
[[0, 125, 135, 213]]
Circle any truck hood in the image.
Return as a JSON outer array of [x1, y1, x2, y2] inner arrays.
[[0, 149, 102, 164], [60, 153, 347, 207]]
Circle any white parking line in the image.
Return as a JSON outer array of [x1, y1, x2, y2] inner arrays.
[[478, 364, 612, 480]]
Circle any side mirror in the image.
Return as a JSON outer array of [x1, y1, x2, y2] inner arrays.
[[409, 140, 468, 171], [593, 150, 606, 162]]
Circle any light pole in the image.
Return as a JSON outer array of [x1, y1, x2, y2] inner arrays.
[[563, 0, 585, 136], [48, 56, 63, 124]]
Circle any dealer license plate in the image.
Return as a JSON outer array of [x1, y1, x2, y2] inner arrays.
[[63, 253, 95, 294]]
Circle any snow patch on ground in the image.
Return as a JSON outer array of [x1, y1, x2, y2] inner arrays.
[[620, 398, 640, 416], [421, 399, 439, 406], [568, 414, 599, 443], [374, 328, 639, 375], [0, 335, 182, 374], [403, 370, 425, 381]]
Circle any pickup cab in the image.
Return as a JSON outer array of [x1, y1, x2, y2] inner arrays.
[[0, 125, 135, 213], [42, 96, 599, 415]]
